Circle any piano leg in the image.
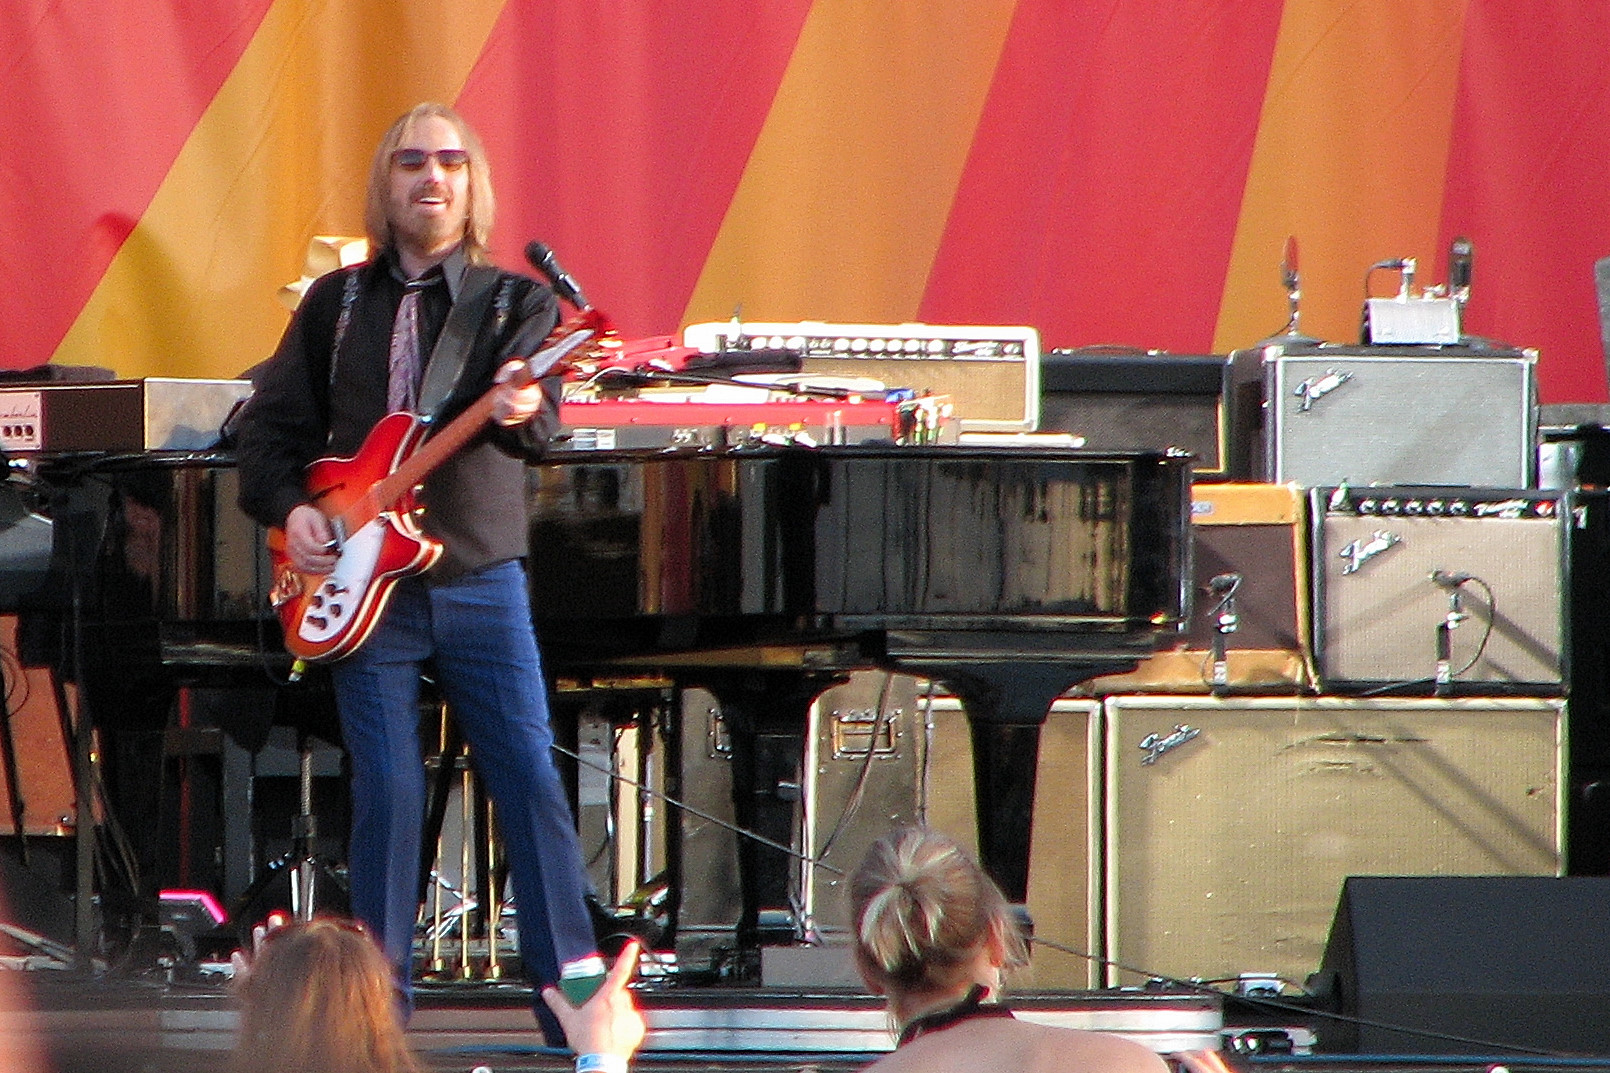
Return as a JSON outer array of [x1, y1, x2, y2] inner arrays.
[[941, 662, 1134, 905], [694, 669, 842, 951]]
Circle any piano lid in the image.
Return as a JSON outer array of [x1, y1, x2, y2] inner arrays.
[[527, 443, 1191, 667]]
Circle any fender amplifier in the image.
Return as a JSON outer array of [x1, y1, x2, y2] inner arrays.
[[1081, 482, 1314, 694], [1104, 695, 1565, 991], [1312, 486, 1567, 692], [1257, 344, 1536, 488]]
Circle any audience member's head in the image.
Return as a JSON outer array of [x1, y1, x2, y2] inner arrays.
[[849, 825, 1028, 1000], [228, 916, 419, 1073]]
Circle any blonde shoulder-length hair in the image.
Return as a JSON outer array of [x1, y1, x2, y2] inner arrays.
[[364, 102, 496, 265]]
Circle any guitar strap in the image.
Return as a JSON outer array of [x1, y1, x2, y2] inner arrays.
[[417, 263, 502, 422]]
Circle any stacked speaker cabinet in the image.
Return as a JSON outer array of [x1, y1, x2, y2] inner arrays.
[[1084, 482, 1314, 695], [1256, 344, 1537, 488], [1311, 486, 1568, 693], [922, 695, 1101, 989], [1103, 696, 1564, 991], [1038, 350, 1233, 478]]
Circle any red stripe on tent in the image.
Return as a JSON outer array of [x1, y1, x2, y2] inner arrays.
[[461, 0, 816, 339], [920, 1, 1284, 354], [1437, 0, 1610, 404]]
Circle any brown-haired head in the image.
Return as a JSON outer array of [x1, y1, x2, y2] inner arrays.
[[849, 826, 1028, 997], [364, 102, 495, 265], [229, 917, 420, 1073]]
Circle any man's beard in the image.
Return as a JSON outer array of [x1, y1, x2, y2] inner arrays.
[[393, 189, 467, 256]]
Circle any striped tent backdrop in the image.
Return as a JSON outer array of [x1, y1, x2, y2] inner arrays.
[[5, 0, 1608, 402]]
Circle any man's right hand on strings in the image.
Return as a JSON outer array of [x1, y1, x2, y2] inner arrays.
[[285, 503, 340, 574]]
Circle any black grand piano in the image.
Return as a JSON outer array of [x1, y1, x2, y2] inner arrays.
[[20, 441, 1191, 950]]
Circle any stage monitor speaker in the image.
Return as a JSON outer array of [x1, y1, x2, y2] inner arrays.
[[1260, 344, 1536, 488], [1314, 876, 1610, 1055], [1312, 486, 1567, 693], [1039, 350, 1232, 478], [1083, 482, 1314, 695], [922, 695, 1100, 989], [1104, 696, 1563, 991]]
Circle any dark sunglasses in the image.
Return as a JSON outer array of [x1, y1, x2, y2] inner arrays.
[[391, 147, 470, 172]]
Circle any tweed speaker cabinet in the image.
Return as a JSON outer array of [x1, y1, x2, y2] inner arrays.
[[921, 695, 1101, 989], [1083, 482, 1314, 695], [1312, 486, 1567, 693], [1103, 695, 1564, 991], [1260, 344, 1536, 488]]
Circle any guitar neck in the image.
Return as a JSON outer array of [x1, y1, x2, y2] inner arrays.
[[366, 396, 496, 520]]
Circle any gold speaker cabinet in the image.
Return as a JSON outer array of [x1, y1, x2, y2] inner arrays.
[[1104, 695, 1564, 991], [922, 695, 1101, 989]]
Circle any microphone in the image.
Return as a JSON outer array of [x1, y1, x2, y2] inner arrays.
[[1449, 236, 1473, 303], [525, 241, 590, 309], [1208, 573, 1241, 594], [1431, 570, 1474, 588]]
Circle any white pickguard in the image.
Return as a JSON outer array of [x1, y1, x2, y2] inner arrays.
[[295, 519, 387, 644]]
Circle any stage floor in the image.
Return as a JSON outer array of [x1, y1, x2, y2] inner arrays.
[[15, 968, 1610, 1073], [14, 967, 1223, 1073]]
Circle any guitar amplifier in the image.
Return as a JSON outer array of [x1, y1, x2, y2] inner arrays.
[[1081, 482, 1315, 694], [1312, 485, 1568, 693], [0, 378, 252, 453], [1040, 350, 1233, 477], [1254, 343, 1537, 488], [682, 321, 1039, 432]]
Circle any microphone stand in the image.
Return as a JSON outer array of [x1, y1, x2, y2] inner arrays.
[[1434, 587, 1466, 697], [1207, 577, 1240, 696]]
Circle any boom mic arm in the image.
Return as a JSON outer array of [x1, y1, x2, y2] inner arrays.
[[525, 240, 591, 310]]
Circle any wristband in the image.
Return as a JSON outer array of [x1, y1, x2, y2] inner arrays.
[[575, 1054, 628, 1073]]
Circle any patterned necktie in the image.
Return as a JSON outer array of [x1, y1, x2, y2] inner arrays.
[[386, 277, 432, 412]]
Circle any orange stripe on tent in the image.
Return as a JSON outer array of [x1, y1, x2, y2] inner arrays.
[[52, 0, 509, 381], [684, 0, 1019, 327], [1215, 0, 1469, 353]]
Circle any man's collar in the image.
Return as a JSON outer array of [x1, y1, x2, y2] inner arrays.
[[385, 244, 468, 299]]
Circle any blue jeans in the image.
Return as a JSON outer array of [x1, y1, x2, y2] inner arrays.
[[330, 559, 594, 1036]]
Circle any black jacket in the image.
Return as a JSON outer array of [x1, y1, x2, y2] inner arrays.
[[235, 248, 562, 580]]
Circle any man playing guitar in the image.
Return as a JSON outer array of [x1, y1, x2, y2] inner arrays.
[[234, 101, 600, 1044]]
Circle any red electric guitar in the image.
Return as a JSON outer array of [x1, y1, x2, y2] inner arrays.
[[266, 318, 601, 663]]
